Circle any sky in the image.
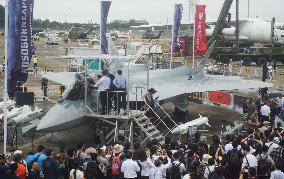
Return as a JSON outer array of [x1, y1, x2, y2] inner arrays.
[[0, 0, 283, 24]]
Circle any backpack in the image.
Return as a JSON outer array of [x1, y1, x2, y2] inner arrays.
[[166, 162, 181, 179], [229, 150, 242, 174], [229, 150, 241, 172], [111, 156, 121, 175], [207, 166, 217, 179], [86, 161, 105, 179], [257, 155, 270, 176], [211, 174, 224, 179]]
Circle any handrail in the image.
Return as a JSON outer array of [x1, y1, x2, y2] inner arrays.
[[86, 89, 128, 116], [141, 101, 173, 136], [157, 105, 179, 128]]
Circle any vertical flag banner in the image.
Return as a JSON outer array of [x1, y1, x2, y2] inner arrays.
[[172, 3, 183, 53], [194, 5, 207, 55], [8, 0, 34, 93], [100, 1, 111, 54]]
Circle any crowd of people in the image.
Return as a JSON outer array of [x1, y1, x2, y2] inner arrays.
[[2, 68, 284, 179], [0, 110, 284, 179]]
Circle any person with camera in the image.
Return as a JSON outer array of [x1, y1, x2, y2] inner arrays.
[[256, 145, 274, 179], [239, 167, 257, 179], [241, 145, 257, 170]]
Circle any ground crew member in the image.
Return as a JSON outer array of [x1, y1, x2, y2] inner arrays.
[[262, 62, 268, 82], [32, 55, 38, 70], [33, 55, 39, 76]]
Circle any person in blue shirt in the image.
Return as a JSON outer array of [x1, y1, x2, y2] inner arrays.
[[26, 145, 47, 170]]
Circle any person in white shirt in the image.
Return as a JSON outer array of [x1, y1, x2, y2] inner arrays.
[[113, 70, 127, 114], [203, 157, 216, 179], [268, 63, 273, 80], [121, 151, 140, 179], [153, 157, 171, 179], [242, 145, 258, 169], [270, 163, 284, 179], [94, 70, 111, 115], [260, 102, 270, 123], [138, 150, 156, 179], [69, 160, 84, 179], [265, 135, 279, 155]]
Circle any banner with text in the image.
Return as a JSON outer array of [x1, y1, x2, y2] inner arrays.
[[194, 5, 207, 56], [172, 3, 183, 53], [100, 1, 112, 54], [8, 0, 34, 93]]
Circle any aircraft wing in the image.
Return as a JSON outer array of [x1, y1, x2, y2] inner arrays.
[[42, 72, 76, 86], [152, 75, 272, 100], [129, 66, 273, 101]]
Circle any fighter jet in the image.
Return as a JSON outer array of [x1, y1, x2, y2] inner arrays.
[[36, 54, 273, 134]]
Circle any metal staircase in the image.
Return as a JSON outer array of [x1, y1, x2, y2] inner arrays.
[[133, 113, 165, 145], [132, 101, 180, 146]]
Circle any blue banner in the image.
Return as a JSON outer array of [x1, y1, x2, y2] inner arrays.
[[100, 1, 111, 54], [8, 0, 34, 93], [172, 4, 183, 53]]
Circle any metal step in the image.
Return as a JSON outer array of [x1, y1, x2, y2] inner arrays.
[[144, 125, 156, 132], [132, 113, 166, 146], [155, 135, 164, 141], [148, 130, 160, 137], [136, 116, 147, 123]]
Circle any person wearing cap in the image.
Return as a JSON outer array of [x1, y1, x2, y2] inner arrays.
[[0, 154, 9, 179], [111, 144, 124, 178], [144, 88, 158, 127], [94, 70, 111, 115], [113, 70, 127, 114], [259, 121, 271, 133], [203, 156, 216, 179]]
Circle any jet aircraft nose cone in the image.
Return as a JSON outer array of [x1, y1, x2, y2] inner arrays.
[[36, 100, 86, 132]]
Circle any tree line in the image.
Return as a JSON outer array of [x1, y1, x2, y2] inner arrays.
[[0, 5, 149, 31]]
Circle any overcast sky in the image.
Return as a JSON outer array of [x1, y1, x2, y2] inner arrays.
[[0, 0, 283, 23]]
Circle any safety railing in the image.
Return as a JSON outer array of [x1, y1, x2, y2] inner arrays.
[[139, 100, 180, 137], [85, 89, 129, 117]]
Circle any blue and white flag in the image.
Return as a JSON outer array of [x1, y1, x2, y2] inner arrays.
[[100, 1, 111, 54], [172, 3, 183, 53], [8, 0, 34, 93]]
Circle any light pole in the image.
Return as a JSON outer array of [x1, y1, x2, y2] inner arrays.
[[248, 0, 250, 18], [4, 0, 9, 154]]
